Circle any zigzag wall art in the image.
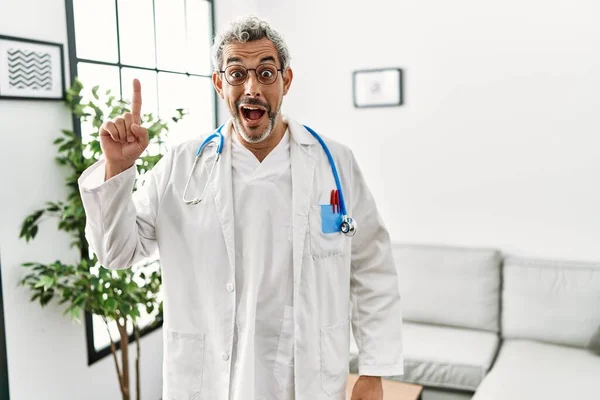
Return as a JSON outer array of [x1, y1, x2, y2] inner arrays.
[[0, 35, 65, 100]]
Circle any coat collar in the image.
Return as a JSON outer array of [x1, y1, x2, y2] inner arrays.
[[283, 115, 318, 146]]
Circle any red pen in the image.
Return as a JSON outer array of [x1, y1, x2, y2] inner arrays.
[[334, 189, 339, 214], [330, 189, 336, 213]]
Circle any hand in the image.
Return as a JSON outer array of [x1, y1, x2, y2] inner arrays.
[[350, 376, 383, 400], [99, 79, 149, 178]]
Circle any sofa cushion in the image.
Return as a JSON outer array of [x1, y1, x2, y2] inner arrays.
[[502, 256, 600, 347], [351, 322, 500, 391], [472, 339, 600, 400], [393, 244, 501, 332]]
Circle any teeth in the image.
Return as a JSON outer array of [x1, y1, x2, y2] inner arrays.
[[242, 106, 263, 111]]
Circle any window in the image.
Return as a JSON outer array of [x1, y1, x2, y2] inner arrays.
[[65, 0, 217, 365]]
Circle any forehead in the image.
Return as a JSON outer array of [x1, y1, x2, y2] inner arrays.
[[222, 38, 279, 66]]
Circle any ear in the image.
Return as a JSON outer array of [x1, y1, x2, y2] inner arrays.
[[282, 67, 293, 96], [212, 70, 224, 99]]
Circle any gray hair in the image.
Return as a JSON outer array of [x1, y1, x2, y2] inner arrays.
[[211, 15, 291, 71]]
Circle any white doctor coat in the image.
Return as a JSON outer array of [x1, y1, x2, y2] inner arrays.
[[78, 117, 404, 400]]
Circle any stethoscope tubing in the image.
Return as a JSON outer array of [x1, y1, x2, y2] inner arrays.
[[301, 124, 347, 217], [183, 123, 356, 236]]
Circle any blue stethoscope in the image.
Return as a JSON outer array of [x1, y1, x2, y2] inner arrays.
[[182, 124, 357, 237]]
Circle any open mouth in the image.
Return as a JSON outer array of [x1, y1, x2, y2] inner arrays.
[[240, 106, 267, 126]]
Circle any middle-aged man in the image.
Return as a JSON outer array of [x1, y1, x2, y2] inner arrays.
[[78, 15, 403, 400]]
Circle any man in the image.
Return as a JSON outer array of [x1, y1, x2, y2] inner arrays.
[[79, 15, 403, 400]]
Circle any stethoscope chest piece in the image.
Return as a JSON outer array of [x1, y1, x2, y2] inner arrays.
[[341, 216, 357, 237]]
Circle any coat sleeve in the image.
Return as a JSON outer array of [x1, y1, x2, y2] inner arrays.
[[77, 151, 175, 269], [348, 150, 404, 377]]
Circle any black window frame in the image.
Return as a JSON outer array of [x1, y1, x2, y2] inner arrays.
[[64, 0, 218, 365]]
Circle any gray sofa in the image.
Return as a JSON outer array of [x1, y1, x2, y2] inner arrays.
[[349, 243, 600, 400]]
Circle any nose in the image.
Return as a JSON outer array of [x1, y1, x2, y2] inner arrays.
[[244, 70, 262, 98]]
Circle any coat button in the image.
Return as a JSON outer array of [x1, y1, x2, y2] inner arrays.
[[226, 283, 235, 292], [222, 352, 230, 361]]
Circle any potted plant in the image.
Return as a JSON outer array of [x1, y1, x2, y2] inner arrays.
[[18, 77, 185, 400]]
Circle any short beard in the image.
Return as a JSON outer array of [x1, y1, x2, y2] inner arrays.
[[231, 99, 280, 144]]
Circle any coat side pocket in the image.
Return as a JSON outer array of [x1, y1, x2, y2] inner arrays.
[[320, 319, 350, 396], [166, 330, 205, 399]]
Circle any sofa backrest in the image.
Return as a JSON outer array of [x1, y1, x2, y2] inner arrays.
[[502, 256, 600, 348], [393, 243, 502, 333]]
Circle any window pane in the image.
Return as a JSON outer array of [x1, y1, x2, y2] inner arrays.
[[73, 0, 118, 62], [158, 72, 215, 144], [186, 0, 212, 75], [157, 72, 188, 140], [92, 314, 112, 351], [118, 0, 156, 68], [76, 62, 121, 144], [92, 306, 160, 351], [155, 0, 186, 71], [121, 68, 159, 120], [185, 76, 215, 135], [77, 62, 121, 98]]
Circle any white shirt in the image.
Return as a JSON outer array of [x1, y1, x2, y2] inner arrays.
[[229, 129, 295, 400]]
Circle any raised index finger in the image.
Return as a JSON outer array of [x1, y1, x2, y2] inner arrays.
[[131, 78, 142, 124]]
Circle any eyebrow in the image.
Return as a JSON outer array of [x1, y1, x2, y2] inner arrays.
[[225, 55, 278, 66], [259, 56, 277, 64], [225, 57, 243, 65]]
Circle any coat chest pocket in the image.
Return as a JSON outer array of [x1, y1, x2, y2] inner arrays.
[[308, 205, 346, 260], [166, 330, 205, 399]]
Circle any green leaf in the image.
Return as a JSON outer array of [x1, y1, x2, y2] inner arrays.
[[40, 291, 54, 306], [70, 307, 81, 323], [105, 297, 117, 312], [34, 276, 55, 291], [130, 307, 140, 319], [21, 262, 36, 267]]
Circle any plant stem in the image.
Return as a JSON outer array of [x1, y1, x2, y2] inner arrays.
[[117, 318, 130, 400], [103, 317, 126, 399], [134, 324, 141, 400]]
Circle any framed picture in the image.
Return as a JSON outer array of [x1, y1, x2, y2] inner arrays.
[[0, 35, 65, 101], [353, 68, 403, 108]]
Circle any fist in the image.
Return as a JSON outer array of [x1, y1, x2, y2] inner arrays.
[[99, 79, 149, 173]]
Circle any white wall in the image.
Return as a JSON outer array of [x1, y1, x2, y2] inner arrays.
[[226, 0, 600, 261], [1, 0, 598, 397], [0, 0, 162, 399]]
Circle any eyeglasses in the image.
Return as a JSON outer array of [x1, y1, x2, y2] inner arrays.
[[220, 64, 284, 86]]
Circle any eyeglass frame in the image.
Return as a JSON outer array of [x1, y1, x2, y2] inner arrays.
[[219, 63, 285, 86]]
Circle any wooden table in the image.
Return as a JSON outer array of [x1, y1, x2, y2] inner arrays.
[[346, 374, 423, 400]]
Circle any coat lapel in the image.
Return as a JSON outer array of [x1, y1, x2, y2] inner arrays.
[[210, 121, 236, 272], [208, 117, 317, 300], [288, 118, 317, 303]]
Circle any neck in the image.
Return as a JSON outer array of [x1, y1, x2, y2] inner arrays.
[[236, 116, 287, 162]]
